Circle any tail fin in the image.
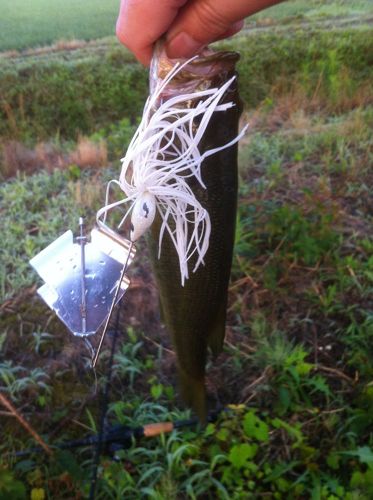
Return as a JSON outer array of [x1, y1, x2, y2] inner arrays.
[[178, 367, 207, 423], [176, 299, 227, 422]]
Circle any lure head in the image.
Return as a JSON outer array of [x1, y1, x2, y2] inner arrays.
[[130, 191, 157, 242]]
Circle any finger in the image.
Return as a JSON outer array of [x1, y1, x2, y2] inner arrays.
[[116, 0, 188, 65], [166, 0, 282, 59], [214, 20, 245, 42]]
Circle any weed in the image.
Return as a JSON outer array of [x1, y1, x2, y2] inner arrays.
[[1, 26, 372, 144], [30, 330, 54, 356], [112, 331, 145, 389], [68, 136, 107, 169], [0, 361, 50, 401]]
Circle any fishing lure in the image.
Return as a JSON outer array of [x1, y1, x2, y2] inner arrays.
[[97, 54, 247, 285]]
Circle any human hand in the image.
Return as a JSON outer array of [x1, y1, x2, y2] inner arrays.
[[116, 0, 283, 66]]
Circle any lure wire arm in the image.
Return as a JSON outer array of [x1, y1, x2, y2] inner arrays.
[[76, 217, 87, 335], [91, 240, 134, 368]]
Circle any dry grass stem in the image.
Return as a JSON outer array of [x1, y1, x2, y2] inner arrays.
[[0, 392, 53, 456], [69, 136, 107, 168]]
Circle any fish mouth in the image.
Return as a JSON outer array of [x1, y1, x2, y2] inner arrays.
[[150, 43, 240, 98]]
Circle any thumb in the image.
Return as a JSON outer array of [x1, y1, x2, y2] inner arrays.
[[165, 0, 282, 58]]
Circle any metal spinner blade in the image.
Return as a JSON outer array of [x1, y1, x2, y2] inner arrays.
[[30, 219, 135, 338]]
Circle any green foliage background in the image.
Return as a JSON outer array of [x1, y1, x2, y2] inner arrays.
[[1, 28, 372, 143], [0, 0, 119, 51]]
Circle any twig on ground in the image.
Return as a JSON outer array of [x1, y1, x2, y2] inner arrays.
[[0, 392, 53, 456], [0, 411, 14, 417], [225, 339, 256, 354], [243, 366, 273, 402], [315, 365, 355, 384], [71, 419, 95, 432], [142, 334, 175, 355]]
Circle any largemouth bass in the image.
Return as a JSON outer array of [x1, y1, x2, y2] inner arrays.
[[147, 50, 242, 420]]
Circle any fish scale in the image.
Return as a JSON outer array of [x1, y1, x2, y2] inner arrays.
[[147, 51, 242, 420]]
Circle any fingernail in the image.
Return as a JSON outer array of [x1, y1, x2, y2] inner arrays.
[[166, 32, 204, 59]]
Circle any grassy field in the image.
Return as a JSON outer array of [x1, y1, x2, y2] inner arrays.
[[0, 0, 119, 51], [0, 2, 373, 499], [251, 0, 373, 22], [1, 0, 372, 52], [0, 26, 372, 171]]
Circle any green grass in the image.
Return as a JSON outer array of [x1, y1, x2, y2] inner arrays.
[[0, 0, 119, 52], [0, 26, 372, 153], [0, 51, 147, 145], [250, 0, 373, 22]]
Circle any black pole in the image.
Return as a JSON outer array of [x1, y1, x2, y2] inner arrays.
[[88, 305, 121, 500]]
